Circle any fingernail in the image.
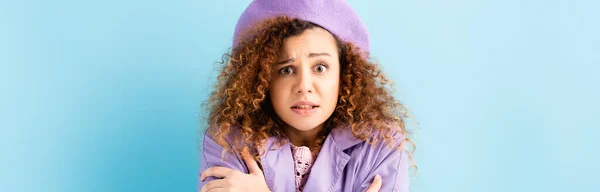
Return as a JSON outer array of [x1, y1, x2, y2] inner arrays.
[[375, 174, 381, 180]]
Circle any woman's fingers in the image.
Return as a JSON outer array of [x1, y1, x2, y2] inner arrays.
[[201, 179, 227, 192], [200, 166, 237, 181], [365, 174, 382, 192], [241, 148, 263, 176], [204, 187, 226, 192]]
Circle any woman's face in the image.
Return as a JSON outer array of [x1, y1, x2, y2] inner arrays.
[[269, 27, 340, 132]]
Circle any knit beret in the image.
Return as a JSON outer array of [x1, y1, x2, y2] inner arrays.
[[233, 0, 370, 53]]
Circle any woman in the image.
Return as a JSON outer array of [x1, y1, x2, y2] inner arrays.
[[198, 0, 415, 191]]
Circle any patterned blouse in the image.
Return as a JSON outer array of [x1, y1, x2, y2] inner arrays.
[[290, 144, 315, 192]]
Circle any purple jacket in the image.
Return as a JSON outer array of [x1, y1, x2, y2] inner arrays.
[[198, 127, 409, 192]]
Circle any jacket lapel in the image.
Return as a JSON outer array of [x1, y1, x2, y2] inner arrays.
[[302, 127, 363, 191], [260, 138, 296, 191]]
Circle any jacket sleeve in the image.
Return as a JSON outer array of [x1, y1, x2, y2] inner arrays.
[[197, 132, 248, 191], [356, 134, 410, 192]]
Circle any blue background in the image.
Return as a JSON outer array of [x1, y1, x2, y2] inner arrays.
[[1, 0, 598, 191]]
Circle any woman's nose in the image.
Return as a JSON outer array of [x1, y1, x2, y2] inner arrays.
[[295, 69, 313, 94]]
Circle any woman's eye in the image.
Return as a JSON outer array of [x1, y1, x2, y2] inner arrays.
[[279, 66, 294, 76], [314, 64, 328, 73]]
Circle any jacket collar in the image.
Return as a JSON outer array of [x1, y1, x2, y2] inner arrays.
[[259, 126, 364, 191], [264, 126, 364, 151], [329, 126, 364, 150]]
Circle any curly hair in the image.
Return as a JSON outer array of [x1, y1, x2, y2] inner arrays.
[[201, 16, 416, 172]]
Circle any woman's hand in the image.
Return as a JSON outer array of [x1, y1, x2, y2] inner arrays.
[[365, 174, 382, 192], [200, 149, 271, 192], [200, 149, 382, 192]]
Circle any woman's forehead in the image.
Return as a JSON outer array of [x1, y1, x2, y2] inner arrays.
[[280, 28, 338, 57]]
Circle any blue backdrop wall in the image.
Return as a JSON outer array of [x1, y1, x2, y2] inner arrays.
[[1, 0, 598, 191]]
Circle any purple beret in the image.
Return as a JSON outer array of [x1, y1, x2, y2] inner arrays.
[[233, 0, 370, 53]]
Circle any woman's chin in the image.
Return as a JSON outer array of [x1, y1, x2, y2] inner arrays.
[[285, 123, 325, 132]]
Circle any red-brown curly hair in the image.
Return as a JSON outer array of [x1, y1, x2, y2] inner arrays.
[[201, 16, 416, 172]]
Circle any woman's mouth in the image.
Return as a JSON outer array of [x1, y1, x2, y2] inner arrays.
[[291, 105, 319, 109], [290, 104, 319, 116]]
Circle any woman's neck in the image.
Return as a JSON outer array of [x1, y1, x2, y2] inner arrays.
[[284, 124, 324, 147]]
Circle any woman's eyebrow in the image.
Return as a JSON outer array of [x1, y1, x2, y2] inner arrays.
[[308, 52, 331, 58], [276, 52, 331, 65], [276, 58, 294, 65]]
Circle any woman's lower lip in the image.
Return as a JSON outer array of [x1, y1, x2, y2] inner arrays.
[[291, 107, 318, 116]]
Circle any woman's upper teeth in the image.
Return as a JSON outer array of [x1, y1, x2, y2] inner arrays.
[[295, 105, 314, 109]]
